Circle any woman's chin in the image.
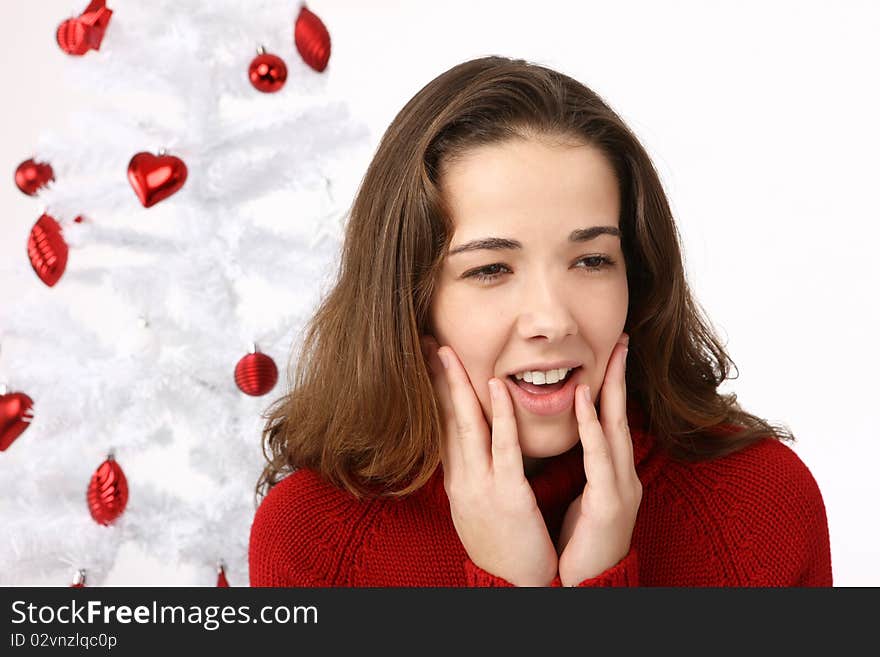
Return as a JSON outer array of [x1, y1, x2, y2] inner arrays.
[[517, 421, 579, 459]]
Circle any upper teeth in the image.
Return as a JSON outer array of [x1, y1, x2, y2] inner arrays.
[[514, 367, 573, 384]]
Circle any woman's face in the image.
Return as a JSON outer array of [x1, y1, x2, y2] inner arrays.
[[428, 136, 628, 467]]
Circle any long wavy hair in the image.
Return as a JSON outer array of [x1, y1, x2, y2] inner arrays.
[[254, 55, 794, 505]]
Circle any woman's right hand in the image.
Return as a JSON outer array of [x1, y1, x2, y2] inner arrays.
[[420, 335, 558, 587]]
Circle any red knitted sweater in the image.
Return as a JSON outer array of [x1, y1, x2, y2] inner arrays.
[[249, 402, 833, 586]]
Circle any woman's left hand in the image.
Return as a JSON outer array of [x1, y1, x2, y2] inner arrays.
[[557, 334, 642, 586]]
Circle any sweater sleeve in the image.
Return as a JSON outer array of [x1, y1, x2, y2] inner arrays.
[[716, 440, 834, 587], [463, 558, 558, 587], [248, 473, 336, 587], [570, 547, 639, 587], [462, 547, 638, 587]]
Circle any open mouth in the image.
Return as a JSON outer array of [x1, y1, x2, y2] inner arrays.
[[507, 366, 581, 396]]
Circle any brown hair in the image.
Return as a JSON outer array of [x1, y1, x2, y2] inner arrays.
[[254, 55, 794, 505]]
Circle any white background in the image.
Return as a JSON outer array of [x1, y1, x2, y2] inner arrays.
[[2, 1, 878, 586]]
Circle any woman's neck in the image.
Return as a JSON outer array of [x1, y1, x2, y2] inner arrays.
[[522, 455, 547, 478]]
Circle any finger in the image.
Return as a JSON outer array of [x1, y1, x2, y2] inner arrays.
[[437, 345, 492, 477], [420, 336, 462, 475], [599, 335, 636, 484], [575, 383, 615, 493], [487, 378, 526, 486]]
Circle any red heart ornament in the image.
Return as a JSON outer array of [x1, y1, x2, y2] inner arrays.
[[0, 392, 34, 452], [127, 152, 188, 208]]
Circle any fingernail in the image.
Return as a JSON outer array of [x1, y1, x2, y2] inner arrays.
[[583, 386, 591, 404], [624, 348, 629, 368], [438, 350, 449, 369], [621, 333, 630, 346]]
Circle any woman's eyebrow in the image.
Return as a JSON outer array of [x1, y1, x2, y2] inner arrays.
[[447, 225, 620, 257]]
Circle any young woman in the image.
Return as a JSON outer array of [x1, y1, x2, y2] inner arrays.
[[248, 55, 832, 587]]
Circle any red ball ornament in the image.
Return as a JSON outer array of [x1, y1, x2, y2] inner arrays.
[[87, 454, 129, 526], [71, 569, 87, 588], [27, 213, 68, 287], [294, 5, 331, 72], [217, 563, 229, 587], [234, 347, 278, 396], [15, 158, 55, 196], [0, 391, 34, 452], [248, 47, 287, 93], [127, 151, 188, 208], [56, 0, 113, 56]]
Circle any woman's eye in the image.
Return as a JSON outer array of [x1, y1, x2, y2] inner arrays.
[[578, 255, 615, 271], [464, 255, 615, 283], [467, 263, 509, 282]]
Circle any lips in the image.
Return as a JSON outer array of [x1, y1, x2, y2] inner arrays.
[[504, 366, 582, 416]]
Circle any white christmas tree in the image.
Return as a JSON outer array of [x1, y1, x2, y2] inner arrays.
[[0, 0, 370, 585]]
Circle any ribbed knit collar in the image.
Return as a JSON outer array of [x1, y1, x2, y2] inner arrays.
[[427, 396, 659, 513]]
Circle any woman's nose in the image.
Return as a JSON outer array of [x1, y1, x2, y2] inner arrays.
[[515, 277, 578, 341]]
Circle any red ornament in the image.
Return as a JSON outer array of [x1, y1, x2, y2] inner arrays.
[[127, 151, 188, 208], [217, 563, 229, 587], [0, 391, 34, 452], [27, 213, 68, 287], [87, 454, 129, 526], [71, 569, 87, 588], [294, 5, 331, 72], [248, 47, 287, 93], [234, 348, 278, 396], [56, 0, 113, 56], [15, 158, 55, 196]]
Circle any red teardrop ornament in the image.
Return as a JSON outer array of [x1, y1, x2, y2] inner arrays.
[[15, 158, 55, 196], [0, 392, 34, 451], [294, 5, 331, 72], [234, 351, 278, 396], [27, 213, 69, 287], [217, 564, 229, 587], [87, 455, 129, 525], [127, 152, 188, 208]]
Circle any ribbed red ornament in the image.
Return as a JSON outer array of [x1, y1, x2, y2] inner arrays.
[[248, 49, 287, 93], [234, 351, 278, 396], [27, 213, 68, 287], [87, 455, 129, 526], [57, 17, 91, 56], [15, 158, 55, 196], [0, 392, 34, 452], [56, 0, 113, 56], [127, 152, 188, 208], [217, 564, 230, 587], [294, 5, 331, 72]]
